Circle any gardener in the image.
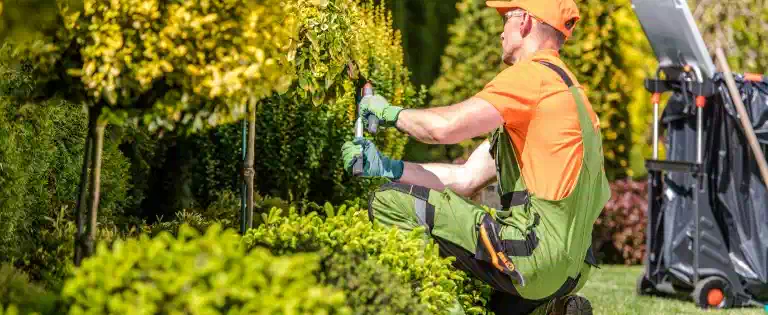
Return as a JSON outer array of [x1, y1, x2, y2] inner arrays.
[[341, 0, 610, 314]]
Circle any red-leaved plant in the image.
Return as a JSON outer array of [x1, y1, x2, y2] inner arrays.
[[593, 179, 648, 265]]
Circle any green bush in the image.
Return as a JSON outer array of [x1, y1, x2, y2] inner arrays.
[[0, 264, 59, 315], [429, 0, 657, 180], [62, 224, 350, 315], [243, 204, 492, 314], [320, 252, 430, 315]]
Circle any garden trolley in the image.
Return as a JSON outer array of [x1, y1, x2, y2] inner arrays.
[[631, 0, 768, 309]]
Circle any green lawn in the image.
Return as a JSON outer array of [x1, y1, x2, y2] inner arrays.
[[579, 265, 765, 315]]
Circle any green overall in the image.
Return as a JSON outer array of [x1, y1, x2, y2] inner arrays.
[[367, 61, 611, 306]]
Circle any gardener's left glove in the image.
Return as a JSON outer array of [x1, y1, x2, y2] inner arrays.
[[342, 137, 404, 180], [360, 95, 403, 128]]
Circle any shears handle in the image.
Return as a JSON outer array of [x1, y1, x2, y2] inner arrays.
[[353, 82, 376, 177]]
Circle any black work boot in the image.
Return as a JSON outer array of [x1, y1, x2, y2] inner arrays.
[[530, 295, 593, 315]]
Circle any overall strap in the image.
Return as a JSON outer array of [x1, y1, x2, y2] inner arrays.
[[536, 60, 600, 156], [537, 61, 574, 87]]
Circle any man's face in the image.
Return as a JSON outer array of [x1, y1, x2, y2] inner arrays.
[[500, 9, 527, 65]]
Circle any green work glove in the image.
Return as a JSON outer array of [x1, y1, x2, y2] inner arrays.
[[360, 94, 403, 127], [342, 137, 404, 180]]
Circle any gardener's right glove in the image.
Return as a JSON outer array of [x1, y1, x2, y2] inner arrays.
[[341, 137, 404, 180], [359, 94, 403, 128]]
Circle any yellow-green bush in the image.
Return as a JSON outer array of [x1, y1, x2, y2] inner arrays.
[[62, 224, 350, 315], [10, 0, 297, 133], [252, 0, 426, 202], [243, 204, 492, 314], [429, 0, 657, 180]]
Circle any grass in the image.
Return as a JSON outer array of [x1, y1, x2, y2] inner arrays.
[[580, 265, 766, 315]]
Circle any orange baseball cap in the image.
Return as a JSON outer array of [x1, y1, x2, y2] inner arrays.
[[486, 0, 581, 39]]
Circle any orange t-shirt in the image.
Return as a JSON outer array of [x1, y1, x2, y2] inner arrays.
[[474, 49, 600, 201]]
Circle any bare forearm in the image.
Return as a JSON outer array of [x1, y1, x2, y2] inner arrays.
[[397, 162, 474, 196], [395, 109, 453, 144], [395, 98, 504, 145]]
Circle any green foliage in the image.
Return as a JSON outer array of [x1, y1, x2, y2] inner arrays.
[[0, 94, 134, 267], [320, 252, 430, 314], [689, 0, 768, 74], [429, 0, 504, 107], [377, 0, 462, 89], [428, 0, 657, 180], [62, 224, 350, 315], [0, 0, 63, 44], [243, 204, 492, 314], [11, 206, 128, 291], [254, 0, 426, 203], [0, 264, 59, 315]]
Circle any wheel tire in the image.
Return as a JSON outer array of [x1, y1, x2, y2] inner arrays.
[[636, 274, 654, 296], [692, 276, 733, 309]]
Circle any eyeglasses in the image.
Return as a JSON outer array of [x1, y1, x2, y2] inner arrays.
[[502, 10, 525, 25]]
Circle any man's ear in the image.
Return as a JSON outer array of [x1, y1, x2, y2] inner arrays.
[[520, 13, 533, 38]]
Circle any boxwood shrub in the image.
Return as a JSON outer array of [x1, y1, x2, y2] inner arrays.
[[242, 203, 493, 314]]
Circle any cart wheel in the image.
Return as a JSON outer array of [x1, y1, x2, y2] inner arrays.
[[636, 274, 654, 296], [692, 276, 732, 309]]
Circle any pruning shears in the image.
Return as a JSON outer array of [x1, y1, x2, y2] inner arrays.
[[347, 60, 380, 177], [352, 81, 379, 177]]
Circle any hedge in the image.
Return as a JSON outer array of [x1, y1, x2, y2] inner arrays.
[[0, 93, 135, 286], [243, 204, 493, 314], [428, 0, 658, 179]]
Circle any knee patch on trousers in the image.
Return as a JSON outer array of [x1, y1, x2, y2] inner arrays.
[[367, 182, 435, 234]]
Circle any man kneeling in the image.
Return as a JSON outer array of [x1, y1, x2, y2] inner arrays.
[[341, 1, 611, 314]]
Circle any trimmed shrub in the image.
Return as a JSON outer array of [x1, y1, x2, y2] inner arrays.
[[243, 204, 492, 314], [252, 0, 426, 204], [62, 224, 350, 314], [429, 0, 658, 180], [320, 252, 430, 315], [0, 264, 59, 315], [592, 179, 648, 265]]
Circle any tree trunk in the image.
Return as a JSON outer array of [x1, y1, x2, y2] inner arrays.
[[85, 110, 107, 258], [240, 118, 248, 234], [244, 97, 257, 230], [73, 111, 94, 266]]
